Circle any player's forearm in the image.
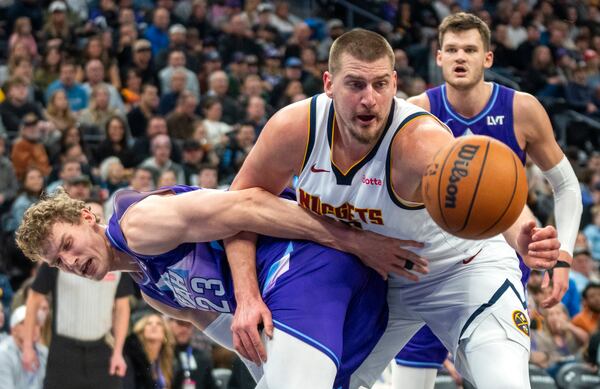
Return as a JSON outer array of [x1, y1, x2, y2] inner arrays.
[[239, 188, 359, 255], [224, 233, 261, 300], [503, 205, 537, 254], [112, 297, 130, 355]]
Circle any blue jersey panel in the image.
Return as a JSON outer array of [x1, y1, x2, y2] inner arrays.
[[395, 326, 447, 368]]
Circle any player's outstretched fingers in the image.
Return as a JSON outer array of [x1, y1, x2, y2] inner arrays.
[[398, 239, 425, 248], [262, 310, 274, 340], [232, 331, 253, 362], [389, 264, 419, 282]]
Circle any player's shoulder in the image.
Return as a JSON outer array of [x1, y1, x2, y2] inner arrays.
[[406, 92, 431, 111], [513, 91, 544, 113], [269, 97, 311, 128]]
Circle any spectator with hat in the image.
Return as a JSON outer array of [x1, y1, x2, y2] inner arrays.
[[0, 305, 48, 389], [41, 1, 77, 55], [63, 173, 93, 201], [123, 40, 158, 88]]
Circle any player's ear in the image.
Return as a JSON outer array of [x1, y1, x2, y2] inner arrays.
[[436, 49, 443, 67], [484, 50, 494, 69], [323, 71, 334, 98], [80, 207, 96, 225]]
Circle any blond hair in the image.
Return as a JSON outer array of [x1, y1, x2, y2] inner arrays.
[[328, 28, 394, 75], [438, 12, 491, 51], [15, 187, 89, 262], [133, 313, 175, 388]]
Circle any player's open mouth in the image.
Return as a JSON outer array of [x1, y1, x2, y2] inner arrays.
[[454, 65, 467, 76], [357, 115, 376, 124], [82, 259, 94, 277]]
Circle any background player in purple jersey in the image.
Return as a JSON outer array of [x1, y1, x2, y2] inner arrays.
[[14, 185, 414, 389], [393, 12, 583, 388]]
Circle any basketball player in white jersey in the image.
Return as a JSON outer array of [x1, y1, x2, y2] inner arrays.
[[391, 13, 582, 389], [224, 29, 560, 388]]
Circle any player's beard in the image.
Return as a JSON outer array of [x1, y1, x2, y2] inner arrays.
[[348, 119, 383, 145]]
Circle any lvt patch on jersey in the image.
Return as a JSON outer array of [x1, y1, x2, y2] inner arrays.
[[512, 310, 529, 336]]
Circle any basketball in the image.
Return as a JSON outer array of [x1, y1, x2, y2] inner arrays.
[[421, 135, 528, 240]]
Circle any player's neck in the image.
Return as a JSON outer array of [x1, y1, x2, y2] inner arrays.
[[100, 225, 142, 272], [445, 81, 493, 118]]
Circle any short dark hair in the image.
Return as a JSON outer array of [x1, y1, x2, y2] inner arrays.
[[439, 12, 491, 51], [583, 282, 600, 300], [329, 29, 394, 74]]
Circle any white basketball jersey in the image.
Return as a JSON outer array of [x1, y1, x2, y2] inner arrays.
[[296, 94, 485, 279]]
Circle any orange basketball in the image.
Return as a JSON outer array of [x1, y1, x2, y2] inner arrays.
[[421, 135, 527, 240]]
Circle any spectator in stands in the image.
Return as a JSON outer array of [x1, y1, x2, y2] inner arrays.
[[10, 113, 51, 181], [93, 116, 136, 168], [121, 69, 143, 109], [0, 134, 18, 216], [79, 35, 121, 90], [0, 77, 44, 134], [127, 84, 159, 139], [217, 122, 255, 185], [124, 40, 159, 88], [270, 1, 301, 36], [169, 317, 216, 389], [218, 13, 262, 65], [11, 57, 45, 105], [572, 282, 600, 335], [98, 156, 128, 195], [131, 116, 183, 165], [261, 48, 283, 89], [584, 206, 600, 261], [196, 164, 219, 189], [514, 23, 541, 72], [570, 248, 599, 293], [157, 168, 178, 187], [159, 49, 200, 99], [33, 46, 63, 91], [181, 139, 204, 186], [82, 59, 125, 114], [124, 313, 175, 389], [0, 305, 48, 389], [9, 16, 38, 59], [22, 259, 133, 389], [245, 95, 268, 136], [166, 90, 199, 140], [202, 96, 232, 148], [40, 1, 77, 55], [44, 89, 77, 135], [45, 158, 81, 194], [522, 45, 564, 97], [144, 7, 170, 56], [532, 303, 588, 376], [318, 18, 344, 61], [46, 61, 88, 112], [140, 134, 185, 184], [3, 166, 44, 233], [78, 84, 123, 140], [63, 174, 93, 201], [104, 166, 155, 219], [159, 69, 187, 115], [207, 70, 241, 124], [156, 24, 200, 72]]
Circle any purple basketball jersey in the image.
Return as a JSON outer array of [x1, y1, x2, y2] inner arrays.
[[106, 185, 388, 388]]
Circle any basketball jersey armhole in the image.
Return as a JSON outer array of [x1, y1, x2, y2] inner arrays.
[[299, 95, 318, 174], [385, 112, 429, 210]]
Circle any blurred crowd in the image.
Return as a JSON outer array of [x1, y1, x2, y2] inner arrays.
[[0, 0, 600, 388]]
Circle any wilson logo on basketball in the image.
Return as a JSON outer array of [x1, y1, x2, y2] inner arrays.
[[361, 175, 383, 186], [444, 144, 480, 209]]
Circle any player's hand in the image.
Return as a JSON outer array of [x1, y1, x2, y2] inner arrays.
[[443, 358, 463, 385], [109, 352, 127, 376], [231, 295, 273, 365], [351, 231, 428, 281], [21, 344, 39, 372], [517, 221, 560, 270], [541, 251, 572, 308]]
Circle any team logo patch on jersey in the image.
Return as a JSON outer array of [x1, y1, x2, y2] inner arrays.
[[512, 310, 529, 336]]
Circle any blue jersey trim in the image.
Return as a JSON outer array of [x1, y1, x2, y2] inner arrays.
[[261, 242, 294, 295], [394, 358, 443, 369], [273, 319, 340, 369], [441, 83, 499, 126]]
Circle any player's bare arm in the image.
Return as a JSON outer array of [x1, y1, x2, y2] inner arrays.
[[515, 91, 582, 307]]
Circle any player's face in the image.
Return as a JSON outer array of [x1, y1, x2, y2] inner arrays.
[[324, 53, 397, 145], [437, 29, 493, 91], [43, 209, 112, 280]]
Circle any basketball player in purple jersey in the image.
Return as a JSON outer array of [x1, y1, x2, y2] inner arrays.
[[392, 13, 582, 388], [15, 185, 409, 389]]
